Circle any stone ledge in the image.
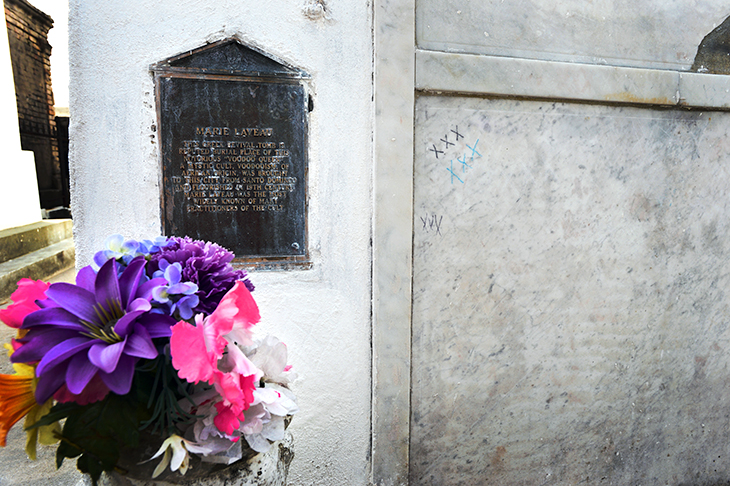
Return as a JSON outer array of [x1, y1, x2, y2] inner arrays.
[[0, 238, 75, 302], [0, 219, 73, 264], [416, 49, 730, 109]]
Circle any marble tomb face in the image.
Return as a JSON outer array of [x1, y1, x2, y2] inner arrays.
[[416, 0, 728, 71], [411, 95, 730, 484]]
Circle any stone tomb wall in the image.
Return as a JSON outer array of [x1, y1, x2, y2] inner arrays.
[[404, 2, 730, 485], [412, 97, 730, 485], [66, 0, 730, 484]]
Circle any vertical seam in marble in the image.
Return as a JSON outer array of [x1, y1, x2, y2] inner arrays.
[[372, 0, 416, 482], [369, 0, 376, 479]]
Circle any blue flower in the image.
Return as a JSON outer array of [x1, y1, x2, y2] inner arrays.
[[93, 235, 173, 269], [151, 261, 200, 320]]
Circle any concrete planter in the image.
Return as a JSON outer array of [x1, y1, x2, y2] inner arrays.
[[85, 433, 293, 486]]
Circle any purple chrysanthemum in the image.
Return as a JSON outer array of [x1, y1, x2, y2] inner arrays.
[[11, 257, 177, 403], [147, 236, 253, 315]]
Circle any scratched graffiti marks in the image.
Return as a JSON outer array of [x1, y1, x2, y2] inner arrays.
[[420, 212, 443, 236], [427, 125, 483, 184]]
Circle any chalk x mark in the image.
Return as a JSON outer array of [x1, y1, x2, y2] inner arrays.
[[467, 139, 481, 160], [429, 144, 444, 159], [457, 154, 472, 173], [447, 160, 464, 184]]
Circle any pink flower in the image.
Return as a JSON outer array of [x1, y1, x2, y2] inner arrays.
[[213, 401, 244, 436], [206, 280, 260, 345], [170, 281, 262, 435], [0, 279, 50, 329], [169, 315, 221, 384]]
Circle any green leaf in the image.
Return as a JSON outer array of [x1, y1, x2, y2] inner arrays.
[[77, 453, 105, 486], [98, 394, 140, 447], [56, 434, 82, 469], [27, 402, 81, 430]]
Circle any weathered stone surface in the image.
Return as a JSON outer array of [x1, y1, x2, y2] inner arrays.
[[417, 0, 730, 71], [412, 95, 730, 485], [0, 219, 72, 264]]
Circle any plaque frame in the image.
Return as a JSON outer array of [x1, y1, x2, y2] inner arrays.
[[151, 39, 311, 270]]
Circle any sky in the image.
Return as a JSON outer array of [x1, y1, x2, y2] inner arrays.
[[27, 0, 69, 108]]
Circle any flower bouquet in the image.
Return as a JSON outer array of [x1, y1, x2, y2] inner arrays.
[[0, 235, 298, 485]]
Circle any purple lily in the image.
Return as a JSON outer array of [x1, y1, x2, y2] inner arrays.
[[11, 257, 176, 403]]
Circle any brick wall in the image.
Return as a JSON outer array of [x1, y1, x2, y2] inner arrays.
[[4, 0, 61, 209]]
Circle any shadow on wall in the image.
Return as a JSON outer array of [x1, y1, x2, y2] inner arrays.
[[691, 15, 730, 73]]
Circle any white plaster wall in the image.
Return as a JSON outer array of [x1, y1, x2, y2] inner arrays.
[[0, 13, 42, 231], [69, 1, 372, 484]]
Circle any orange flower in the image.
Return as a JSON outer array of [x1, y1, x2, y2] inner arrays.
[[0, 373, 36, 447], [0, 345, 59, 458]]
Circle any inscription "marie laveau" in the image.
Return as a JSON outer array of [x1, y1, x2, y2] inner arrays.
[[195, 126, 273, 137], [172, 126, 297, 213]]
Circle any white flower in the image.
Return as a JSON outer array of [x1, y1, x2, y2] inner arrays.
[[146, 435, 212, 478], [173, 333, 300, 458], [246, 335, 298, 385], [242, 384, 299, 452], [255, 385, 299, 417]]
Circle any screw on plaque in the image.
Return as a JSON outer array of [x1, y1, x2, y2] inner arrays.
[[291, 242, 300, 250]]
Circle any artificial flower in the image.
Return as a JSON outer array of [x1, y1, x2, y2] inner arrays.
[[210, 372, 259, 435], [170, 281, 260, 386], [93, 234, 143, 267], [246, 335, 298, 386], [171, 281, 262, 437], [0, 279, 50, 329], [0, 345, 59, 458], [0, 372, 35, 447], [149, 237, 254, 315], [240, 384, 299, 452], [93, 235, 172, 268], [151, 261, 199, 319], [177, 340, 299, 455], [177, 388, 245, 457], [0, 234, 297, 482], [11, 257, 176, 403], [147, 434, 211, 478]]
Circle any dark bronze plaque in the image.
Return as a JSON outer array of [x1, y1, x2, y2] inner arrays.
[[152, 40, 309, 267]]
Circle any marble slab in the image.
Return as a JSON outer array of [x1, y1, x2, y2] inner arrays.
[[416, 50, 680, 106], [679, 72, 730, 109], [417, 0, 730, 71], [416, 50, 730, 110], [412, 95, 730, 484], [372, 0, 416, 483]]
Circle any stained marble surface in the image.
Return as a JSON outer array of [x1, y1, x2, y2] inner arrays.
[[412, 95, 730, 484], [416, 50, 730, 110], [417, 0, 729, 71], [372, 0, 416, 484]]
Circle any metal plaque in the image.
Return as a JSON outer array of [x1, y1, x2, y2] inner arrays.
[[152, 39, 310, 268]]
